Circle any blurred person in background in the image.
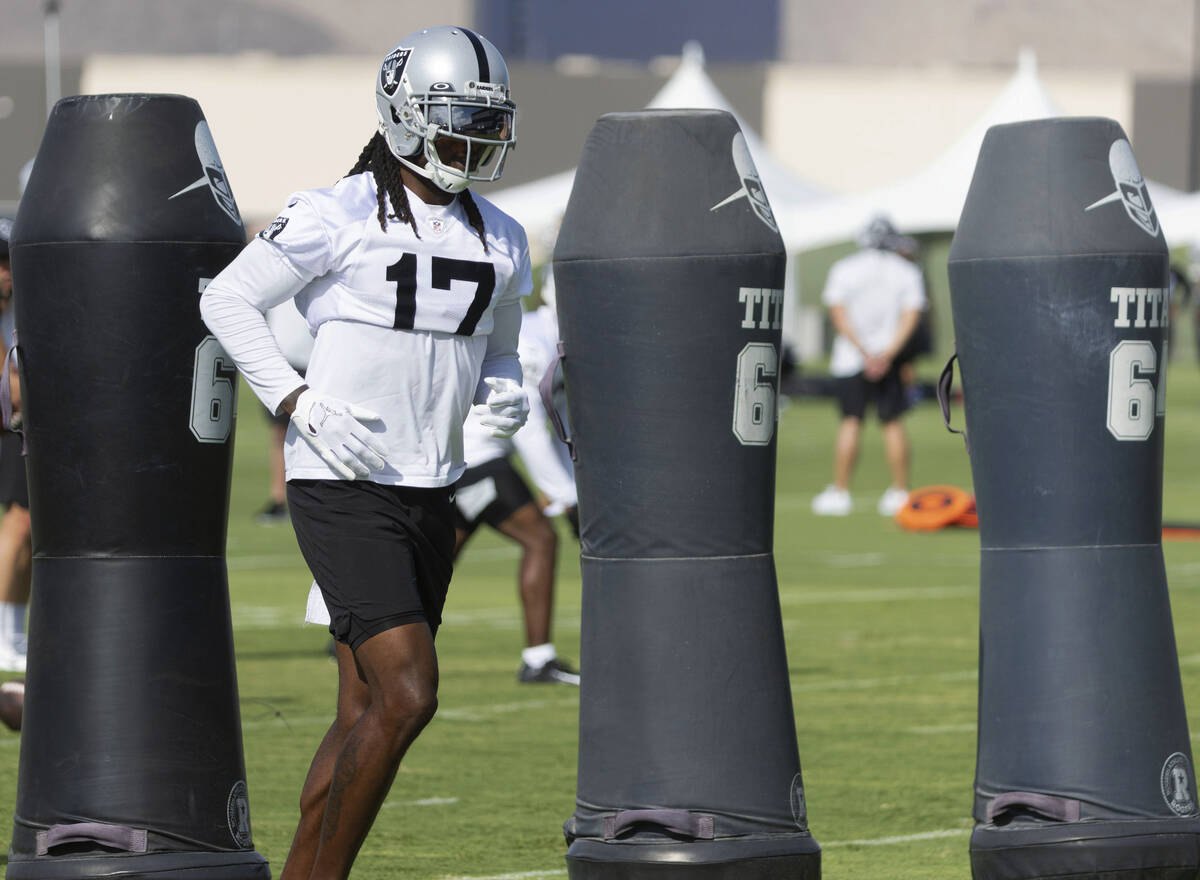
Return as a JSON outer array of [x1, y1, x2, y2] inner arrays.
[[812, 215, 927, 517], [0, 218, 30, 673], [883, 230, 934, 403], [454, 266, 579, 685]]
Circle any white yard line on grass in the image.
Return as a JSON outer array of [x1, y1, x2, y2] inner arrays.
[[908, 723, 976, 734], [439, 828, 973, 879], [438, 697, 577, 722], [227, 545, 518, 572], [383, 797, 459, 808], [791, 668, 977, 692], [231, 606, 305, 629], [823, 827, 971, 847], [824, 552, 887, 567], [227, 554, 304, 571], [780, 585, 974, 604], [441, 872, 566, 880]]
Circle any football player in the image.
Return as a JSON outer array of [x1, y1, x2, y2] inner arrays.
[[200, 26, 529, 880], [455, 271, 579, 685], [0, 218, 30, 675]]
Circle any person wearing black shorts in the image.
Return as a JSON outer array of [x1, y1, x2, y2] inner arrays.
[[200, 26, 531, 880], [833, 366, 909, 425], [453, 457, 579, 685], [812, 216, 927, 517]]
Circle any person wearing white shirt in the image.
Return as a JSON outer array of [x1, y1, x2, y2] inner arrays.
[[812, 216, 927, 517], [454, 281, 579, 685], [200, 27, 530, 880]]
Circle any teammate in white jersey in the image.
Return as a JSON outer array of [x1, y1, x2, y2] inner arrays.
[[200, 26, 529, 880], [455, 277, 579, 685], [812, 215, 926, 517]]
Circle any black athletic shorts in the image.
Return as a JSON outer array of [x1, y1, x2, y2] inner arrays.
[[453, 457, 534, 535], [834, 366, 910, 423], [0, 432, 28, 508], [287, 479, 455, 650]]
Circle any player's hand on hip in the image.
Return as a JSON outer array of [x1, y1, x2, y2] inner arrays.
[[291, 388, 389, 480], [472, 376, 529, 439]]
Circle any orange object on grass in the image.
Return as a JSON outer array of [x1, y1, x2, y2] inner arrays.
[[895, 485, 973, 531], [956, 498, 978, 528]]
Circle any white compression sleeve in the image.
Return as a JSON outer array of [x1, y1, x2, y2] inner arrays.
[[200, 239, 312, 415], [473, 297, 524, 405]]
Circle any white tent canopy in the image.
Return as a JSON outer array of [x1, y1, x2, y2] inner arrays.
[[777, 49, 1066, 252], [488, 41, 826, 258], [1156, 187, 1200, 252], [778, 49, 1191, 252]]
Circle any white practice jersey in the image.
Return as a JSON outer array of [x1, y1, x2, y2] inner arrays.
[[461, 303, 576, 510], [200, 171, 532, 487], [264, 300, 314, 373], [822, 247, 926, 377]]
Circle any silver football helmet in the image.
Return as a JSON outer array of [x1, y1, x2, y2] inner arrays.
[[375, 26, 516, 194]]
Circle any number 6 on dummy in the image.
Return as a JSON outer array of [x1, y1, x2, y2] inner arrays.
[[948, 117, 1200, 880]]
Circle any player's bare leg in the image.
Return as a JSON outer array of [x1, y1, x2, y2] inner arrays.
[[0, 503, 32, 664], [0, 503, 32, 605], [880, 418, 911, 491], [278, 641, 368, 880], [495, 502, 557, 647], [280, 623, 438, 880], [267, 422, 288, 508], [832, 416, 861, 490]]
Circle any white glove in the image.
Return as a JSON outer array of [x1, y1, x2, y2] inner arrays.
[[291, 388, 389, 480], [471, 377, 529, 439]]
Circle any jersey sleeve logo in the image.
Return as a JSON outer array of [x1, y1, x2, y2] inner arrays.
[[258, 216, 289, 241]]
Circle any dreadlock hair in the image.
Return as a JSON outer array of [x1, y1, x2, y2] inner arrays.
[[347, 132, 489, 254]]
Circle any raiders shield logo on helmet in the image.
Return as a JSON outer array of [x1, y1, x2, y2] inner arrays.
[[380, 47, 412, 98]]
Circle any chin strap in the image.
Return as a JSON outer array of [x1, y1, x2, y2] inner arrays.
[[395, 152, 469, 194]]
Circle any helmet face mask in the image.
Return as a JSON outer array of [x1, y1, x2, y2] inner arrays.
[[376, 27, 516, 194]]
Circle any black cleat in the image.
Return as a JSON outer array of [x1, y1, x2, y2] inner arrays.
[[255, 501, 289, 524], [518, 658, 580, 686]]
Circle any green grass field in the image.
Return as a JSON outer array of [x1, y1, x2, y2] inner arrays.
[[3, 358, 1200, 880]]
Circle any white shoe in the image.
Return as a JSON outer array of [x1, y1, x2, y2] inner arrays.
[[812, 485, 852, 516], [0, 644, 26, 673], [877, 486, 910, 517]]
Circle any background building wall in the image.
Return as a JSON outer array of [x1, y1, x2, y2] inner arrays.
[[476, 0, 781, 62], [778, 0, 1197, 76], [0, 0, 1197, 210]]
